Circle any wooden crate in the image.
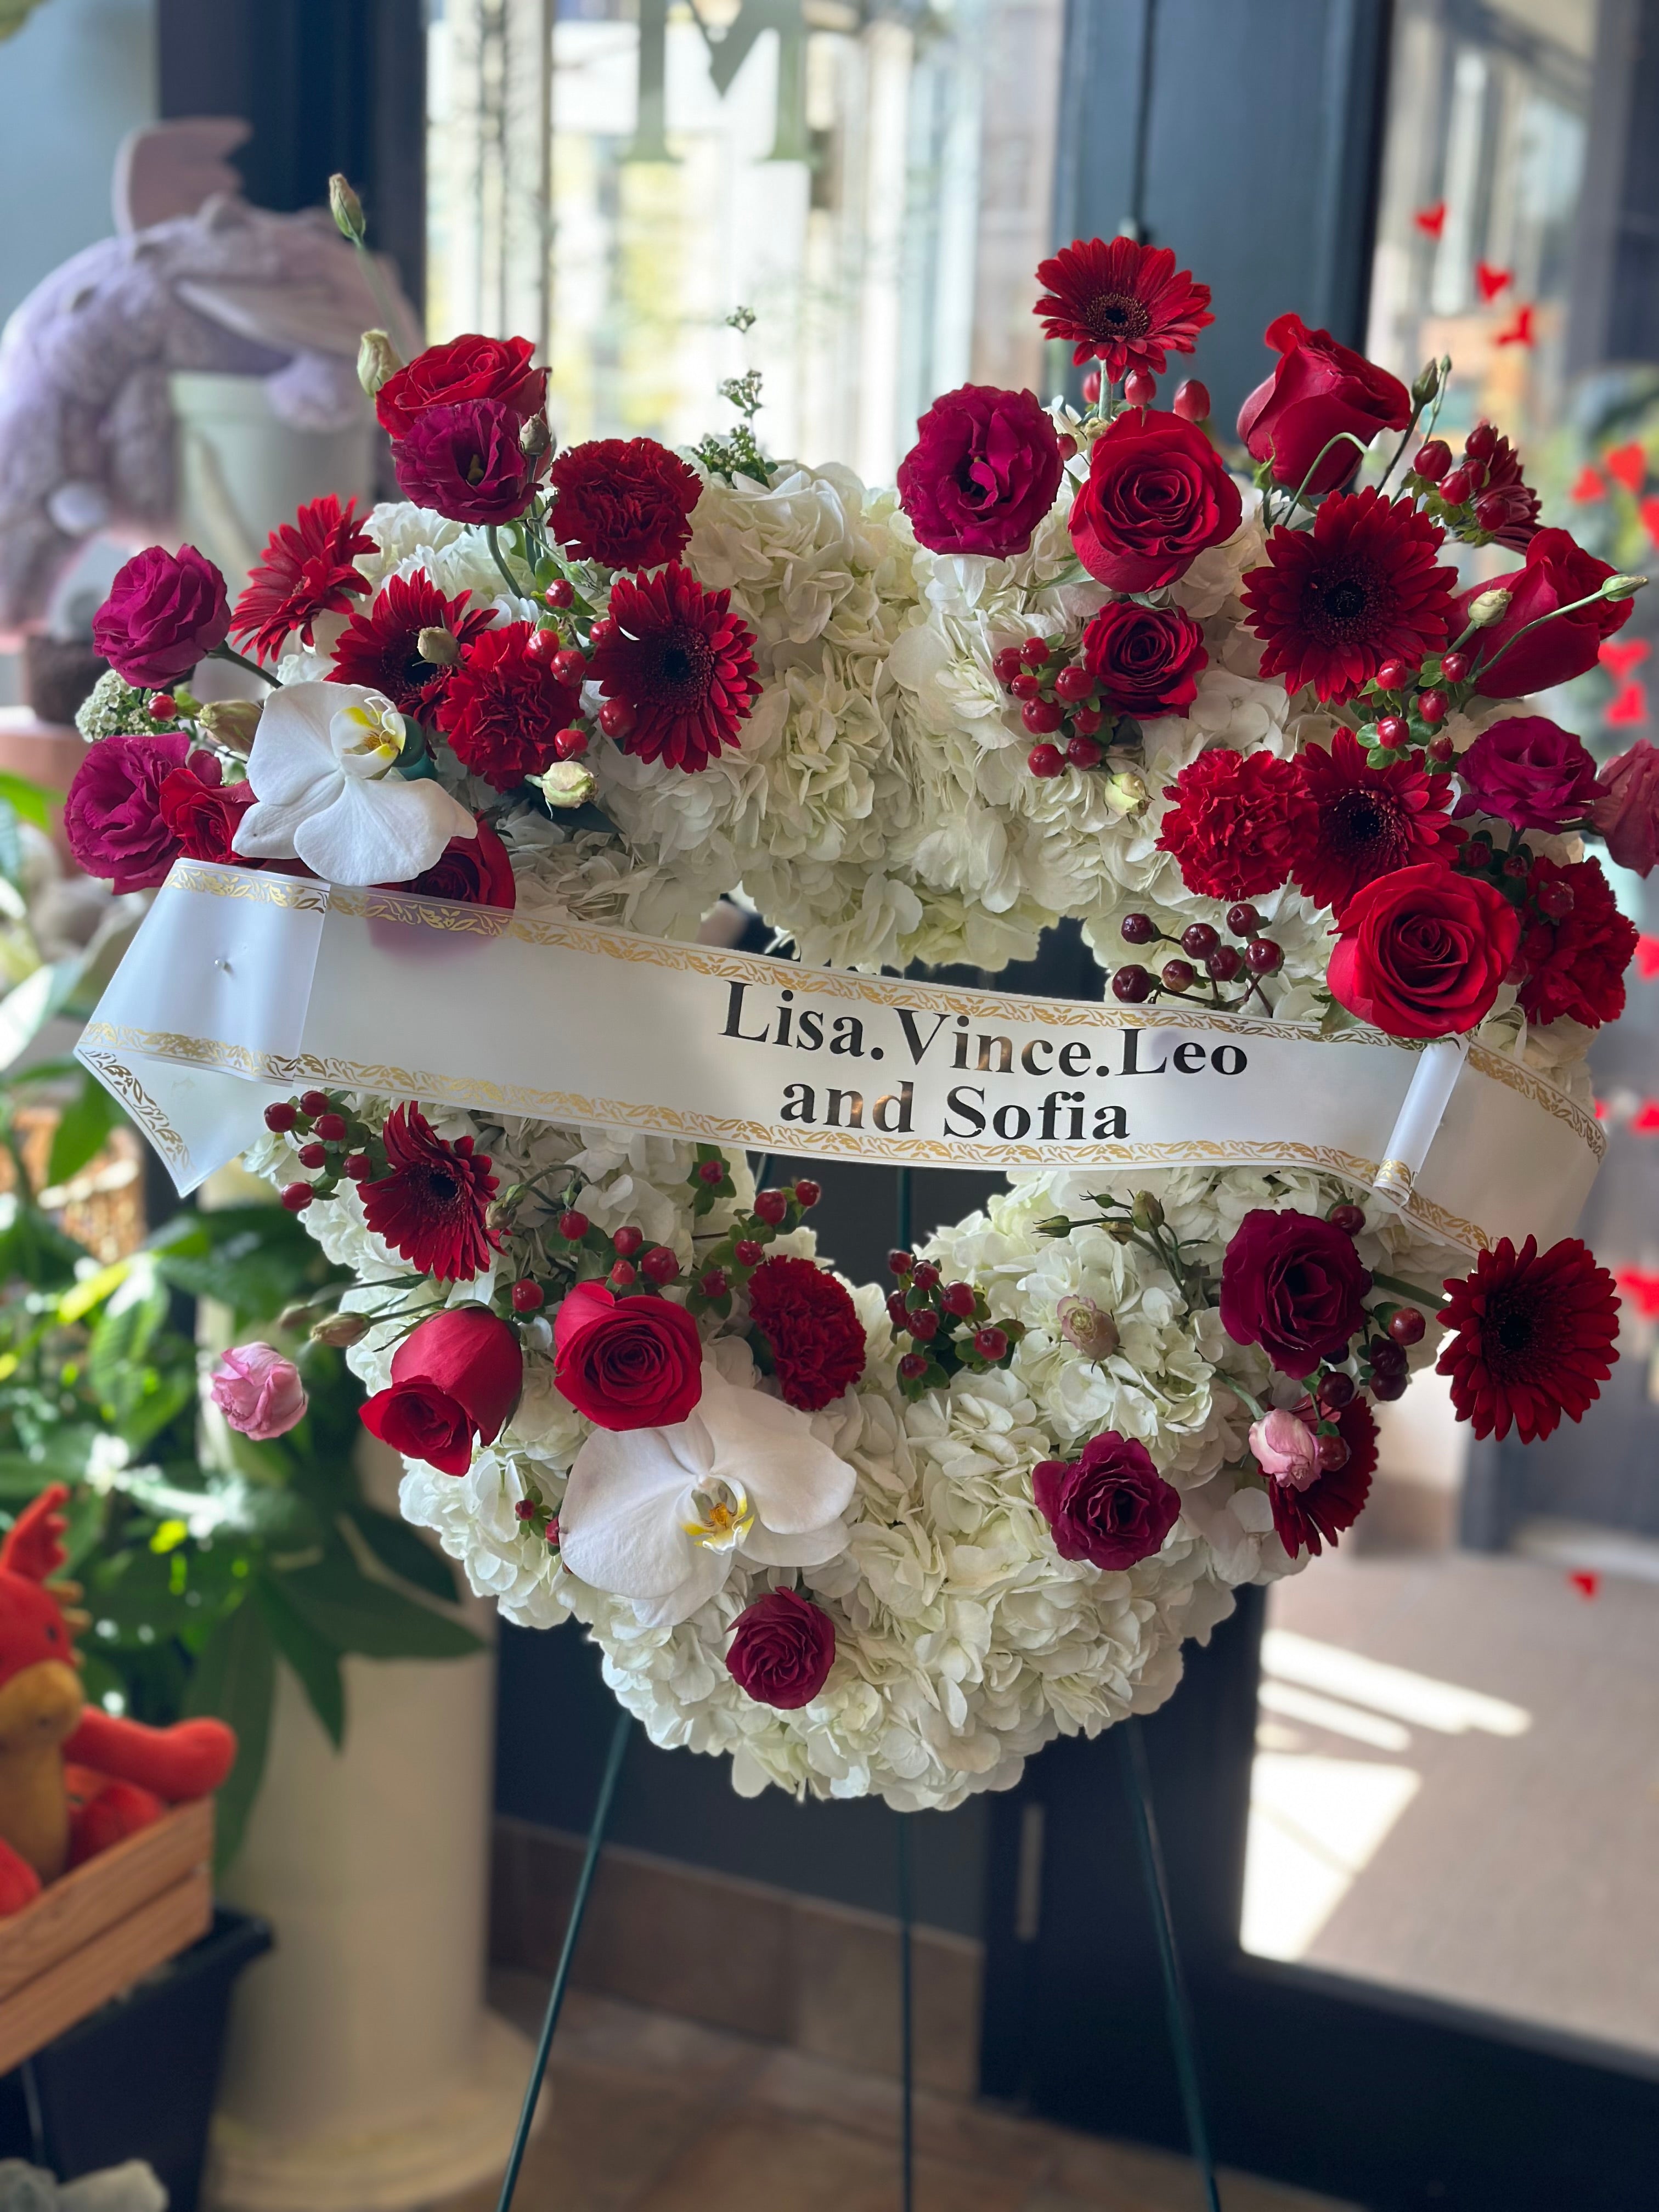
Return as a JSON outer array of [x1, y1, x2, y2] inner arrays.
[[0, 1797, 214, 2074]]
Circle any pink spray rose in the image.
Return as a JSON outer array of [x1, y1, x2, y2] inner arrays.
[[1592, 738, 1659, 875], [1248, 1407, 1321, 1491], [91, 545, 231, 688], [211, 1343, 307, 1441]]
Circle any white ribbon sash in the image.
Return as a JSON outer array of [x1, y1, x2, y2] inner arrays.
[[76, 862, 1603, 1254]]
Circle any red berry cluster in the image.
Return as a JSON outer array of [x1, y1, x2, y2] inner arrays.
[[540, 1206, 681, 1300], [1356, 647, 1467, 771], [885, 1249, 1024, 1399], [992, 635, 1112, 778], [1110, 903, 1282, 1009], [511, 1489, 561, 1549], [685, 1173, 824, 1318], [265, 1090, 379, 1211], [1408, 419, 1537, 549], [1081, 369, 1209, 420], [1300, 1202, 1429, 1457], [523, 619, 596, 759]]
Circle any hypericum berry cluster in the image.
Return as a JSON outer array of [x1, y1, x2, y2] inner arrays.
[[684, 1159, 823, 1318], [511, 1490, 562, 1551], [884, 1249, 1024, 1400], [1110, 903, 1282, 1009], [264, 1090, 381, 1211], [1301, 1203, 1429, 1457], [1407, 419, 1536, 549], [992, 634, 1115, 778], [534, 1205, 683, 1302], [1080, 368, 1210, 420], [1353, 646, 1472, 770]]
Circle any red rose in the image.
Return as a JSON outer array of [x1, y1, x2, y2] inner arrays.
[[1032, 1431, 1181, 1570], [392, 817, 517, 908], [1459, 528, 1632, 697], [91, 544, 231, 689], [1081, 601, 1207, 719], [1514, 854, 1637, 1030], [546, 437, 702, 570], [745, 1256, 866, 1411], [1220, 1209, 1372, 1379], [158, 764, 255, 865], [433, 623, 584, 790], [375, 333, 546, 439], [1068, 408, 1242, 593], [1237, 313, 1410, 494], [359, 1307, 523, 1476], [1156, 747, 1311, 900], [553, 1280, 703, 1431], [896, 385, 1064, 559], [1592, 738, 1659, 875], [725, 1587, 836, 1708], [1327, 860, 1520, 1039]]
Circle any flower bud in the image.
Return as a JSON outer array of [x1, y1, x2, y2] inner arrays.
[[486, 1200, 515, 1234], [357, 328, 403, 397], [276, 1302, 319, 1333], [533, 760, 597, 809], [1107, 768, 1147, 813], [1466, 587, 1513, 627], [196, 698, 262, 750], [417, 626, 460, 667], [1603, 573, 1649, 601], [311, 1311, 370, 1348], [1057, 1294, 1120, 1362], [518, 414, 553, 457], [1130, 1190, 1164, 1232], [1410, 358, 1443, 408], [329, 173, 366, 244]]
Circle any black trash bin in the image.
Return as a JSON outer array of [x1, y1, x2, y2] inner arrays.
[[0, 1908, 271, 2211]]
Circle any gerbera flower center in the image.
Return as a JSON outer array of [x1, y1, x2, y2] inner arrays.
[[1306, 567, 1378, 634], [1328, 788, 1406, 860], [1489, 1296, 1538, 1365], [1087, 290, 1151, 341], [645, 629, 713, 701], [424, 1169, 460, 1206]]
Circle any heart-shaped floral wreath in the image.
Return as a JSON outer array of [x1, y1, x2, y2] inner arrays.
[[75, 238, 1639, 1809]]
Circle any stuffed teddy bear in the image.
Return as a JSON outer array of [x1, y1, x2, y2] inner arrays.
[[0, 1486, 235, 1915]]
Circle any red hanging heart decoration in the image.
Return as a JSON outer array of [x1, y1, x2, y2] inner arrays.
[[1599, 637, 1650, 678], [1494, 303, 1534, 347], [1475, 261, 1511, 302], [1639, 494, 1659, 549], [1568, 1571, 1601, 1600], [1606, 680, 1649, 727], [1615, 1266, 1659, 1318], [1638, 933, 1659, 980], [1633, 1101, 1659, 1132], [1413, 202, 1447, 239], [1607, 442, 1648, 494], [1570, 465, 1607, 503]]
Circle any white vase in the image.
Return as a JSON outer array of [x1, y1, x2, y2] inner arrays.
[[168, 371, 379, 603]]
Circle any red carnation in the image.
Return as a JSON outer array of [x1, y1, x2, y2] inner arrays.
[[1437, 1235, 1620, 1443], [375, 333, 546, 440], [745, 1256, 866, 1412], [1292, 729, 1457, 912], [1267, 1398, 1377, 1559], [1327, 861, 1519, 1040], [1459, 528, 1632, 698], [590, 563, 759, 773], [1242, 488, 1457, 705], [1156, 747, 1312, 901], [1068, 408, 1242, 594], [158, 764, 256, 866], [726, 1587, 837, 1709], [360, 1103, 501, 1282], [391, 817, 516, 909], [360, 1306, 523, 1475], [552, 1279, 703, 1431], [1032, 236, 1213, 378], [1513, 854, 1637, 1031], [331, 573, 494, 721], [433, 622, 584, 789], [546, 437, 702, 569], [1081, 601, 1207, 720], [230, 496, 375, 663], [1238, 314, 1410, 494]]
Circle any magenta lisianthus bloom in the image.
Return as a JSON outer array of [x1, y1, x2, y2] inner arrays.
[[896, 385, 1064, 559], [392, 398, 538, 526], [1592, 738, 1659, 875], [64, 730, 200, 891], [1031, 1431, 1181, 1570], [210, 1342, 307, 1441], [91, 544, 231, 688], [1249, 1407, 1321, 1490], [1454, 714, 1600, 835]]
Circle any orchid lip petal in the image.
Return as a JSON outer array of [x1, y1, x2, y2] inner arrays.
[[558, 1422, 710, 1599]]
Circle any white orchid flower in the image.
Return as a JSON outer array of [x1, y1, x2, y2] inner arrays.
[[233, 681, 476, 884], [558, 1363, 855, 1627]]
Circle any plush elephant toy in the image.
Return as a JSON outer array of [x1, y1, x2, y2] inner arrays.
[[0, 1486, 235, 1914]]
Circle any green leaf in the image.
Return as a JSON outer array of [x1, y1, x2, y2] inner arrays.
[[88, 1269, 170, 1403], [0, 1203, 86, 1289], [185, 1597, 276, 1872], [281, 1549, 482, 1661], [0, 771, 61, 830], [254, 1573, 345, 1747], [346, 1504, 458, 1602], [46, 1073, 122, 1190], [0, 959, 85, 1073]]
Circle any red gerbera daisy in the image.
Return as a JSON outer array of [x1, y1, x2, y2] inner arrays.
[[1436, 1235, 1620, 1443], [590, 563, 759, 772], [230, 496, 375, 663], [746, 1255, 867, 1412], [1241, 488, 1458, 704], [330, 573, 494, 720], [1033, 236, 1214, 377], [1513, 854, 1638, 1031], [1293, 729, 1459, 912], [1267, 1398, 1377, 1560], [1156, 747, 1312, 900], [360, 1103, 501, 1282]]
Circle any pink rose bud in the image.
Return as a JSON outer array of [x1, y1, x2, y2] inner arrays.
[[1591, 738, 1659, 876], [211, 1342, 308, 1441], [1249, 1407, 1321, 1491]]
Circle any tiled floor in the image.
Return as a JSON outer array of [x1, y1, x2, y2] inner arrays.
[[441, 1974, 1357, 2212]]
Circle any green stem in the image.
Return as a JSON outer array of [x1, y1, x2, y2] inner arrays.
[[1371, 1269, 1449, 1311], [210, 644, 278, 687], [1474, 584, 1641, 681], [486, 525, 531, 601]]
